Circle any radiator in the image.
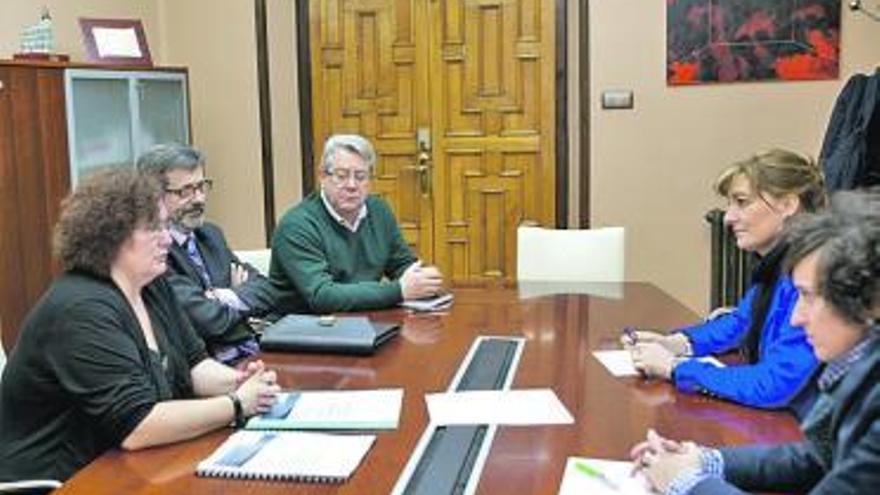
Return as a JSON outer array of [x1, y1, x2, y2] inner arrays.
[[705, 209, 754, 309]]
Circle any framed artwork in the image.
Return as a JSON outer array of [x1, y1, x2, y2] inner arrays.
[[667, 0, 840, 85], [79, 18, 152, 67]]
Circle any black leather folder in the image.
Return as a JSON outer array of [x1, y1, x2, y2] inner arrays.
[[259, 315, 400, 355]]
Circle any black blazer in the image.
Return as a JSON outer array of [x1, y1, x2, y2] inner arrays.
[[820, 71, 880, 191], [691, 338, 880, 494], [165, 222, 278, 346]]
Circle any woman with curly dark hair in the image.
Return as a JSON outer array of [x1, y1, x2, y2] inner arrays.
[[0, 169, 279, 484], [630, 188, 880, 495]]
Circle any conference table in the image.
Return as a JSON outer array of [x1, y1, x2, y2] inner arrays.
[[54, 283, 801, 494]]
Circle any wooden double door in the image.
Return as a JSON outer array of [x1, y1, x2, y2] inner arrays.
[[308, 0, 556, 283]]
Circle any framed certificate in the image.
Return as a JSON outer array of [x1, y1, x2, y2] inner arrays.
[[78, 18, 152, 67]]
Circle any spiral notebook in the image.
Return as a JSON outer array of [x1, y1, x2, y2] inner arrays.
[[196, 431, 375, 483]]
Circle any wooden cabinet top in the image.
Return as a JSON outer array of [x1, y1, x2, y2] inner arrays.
[[0, 59, 186, 72]]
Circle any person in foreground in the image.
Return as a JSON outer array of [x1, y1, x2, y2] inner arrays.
[[630, 189, 880, 495], [270, 134, 444, 314], [138, 143, 278, 364], [0, 169, 279, 483], [626, 150, 824, 417]]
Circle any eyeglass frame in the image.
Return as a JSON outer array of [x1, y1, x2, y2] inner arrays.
[[324, 167, 371, 185], [164, 178, 214, 200]]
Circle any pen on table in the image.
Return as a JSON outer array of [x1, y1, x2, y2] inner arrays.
[[622, 326, 639, 346], [574, 460, 621, 491]]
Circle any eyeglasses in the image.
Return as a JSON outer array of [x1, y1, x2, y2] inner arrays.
[[326, 168, 370, 185], [165, 179, 213, 200]]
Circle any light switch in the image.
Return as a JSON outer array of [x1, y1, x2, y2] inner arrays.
[[601, 90, 634, 110]]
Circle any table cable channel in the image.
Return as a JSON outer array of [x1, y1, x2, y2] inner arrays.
[[391, 336, 525, 495]]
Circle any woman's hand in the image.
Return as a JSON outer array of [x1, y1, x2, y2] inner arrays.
[[621, 331, 690, 356], [235, 364, 280, 417], [631, 342, 678, 380], [235, 359, 267, 387]]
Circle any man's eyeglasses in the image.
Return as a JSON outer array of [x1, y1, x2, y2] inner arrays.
[[326, 168, 370, 185], [165, 179, 214, 199]]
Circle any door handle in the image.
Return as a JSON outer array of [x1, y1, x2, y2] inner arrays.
[[416, 150, 431, 198]]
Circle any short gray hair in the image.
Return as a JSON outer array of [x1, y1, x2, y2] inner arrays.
[[320, 134, 376, 174], [785, 188, 880, 326], [136, 143, 205, 181]]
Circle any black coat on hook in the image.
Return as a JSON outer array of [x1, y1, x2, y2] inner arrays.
[[819, 71, 880, 191]]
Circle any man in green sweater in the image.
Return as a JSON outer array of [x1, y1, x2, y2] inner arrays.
[[270, 134, 444, 314]]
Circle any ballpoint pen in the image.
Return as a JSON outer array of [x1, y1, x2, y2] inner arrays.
[[574, 460, 621, 491]]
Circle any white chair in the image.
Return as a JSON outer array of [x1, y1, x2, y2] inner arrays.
[[234, 249, 272, 277], [516, 226, 625, 282]]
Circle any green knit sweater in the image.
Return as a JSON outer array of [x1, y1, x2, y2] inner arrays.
[[269, 192, 416, 314]]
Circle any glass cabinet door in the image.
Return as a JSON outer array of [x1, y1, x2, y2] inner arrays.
[[65, 69, 190, 186], [66, 73, 133, 184], [136, 76, 189, 153]]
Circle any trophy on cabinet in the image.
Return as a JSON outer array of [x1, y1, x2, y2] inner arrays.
[[14, 7, 70, 62]]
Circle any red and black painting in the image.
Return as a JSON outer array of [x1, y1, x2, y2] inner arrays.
[[667, 0, 840, 85]]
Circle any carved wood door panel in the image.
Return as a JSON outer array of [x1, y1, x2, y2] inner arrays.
[[309, 0, 555, 283]]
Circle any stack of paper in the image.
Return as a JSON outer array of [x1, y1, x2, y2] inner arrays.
[[557, 457, 651, 494], [246, 389, 403, 430], [424, 389, 573, 425]]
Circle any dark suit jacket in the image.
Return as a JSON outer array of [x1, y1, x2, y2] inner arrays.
[[691, 338, 880, 494], [165, 222, 278, 347]]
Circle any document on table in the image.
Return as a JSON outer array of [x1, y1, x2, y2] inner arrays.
[[592, 350, 725, 377], [557, 457, 651, 495], [425, 389, 573, 425], [400, 292, 454, 312], [246, 388, 403, 430], [197, 430, 375, 482]]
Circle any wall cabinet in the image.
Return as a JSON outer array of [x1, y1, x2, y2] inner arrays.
[[0, 61, 190, 352]]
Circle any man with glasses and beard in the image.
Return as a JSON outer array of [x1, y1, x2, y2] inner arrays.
[[270, 134, 444, 314], [137, 144, 278, 365]]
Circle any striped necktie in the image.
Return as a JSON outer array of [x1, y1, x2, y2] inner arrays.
[[185, 234, 212, 287]]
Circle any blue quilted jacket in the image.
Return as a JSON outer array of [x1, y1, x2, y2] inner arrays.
[[673, 275, 819, 412]]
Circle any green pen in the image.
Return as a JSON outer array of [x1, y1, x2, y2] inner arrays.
[[574, 460, 621, 491]]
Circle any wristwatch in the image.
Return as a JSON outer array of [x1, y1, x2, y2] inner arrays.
[[227, 392, 245, 428]]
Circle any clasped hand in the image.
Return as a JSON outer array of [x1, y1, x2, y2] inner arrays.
[[400, 260, 444, 300], [621, 330, 690, 380], [630, 429, 703, 493], [234, 360, 280, 417]]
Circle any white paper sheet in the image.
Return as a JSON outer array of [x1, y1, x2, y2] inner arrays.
[[425, 389, 574, 426], [592, 350, 725, 377], [557, 457, 651, 495]]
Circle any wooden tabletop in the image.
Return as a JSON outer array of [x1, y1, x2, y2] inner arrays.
[[54, 283, 801, 494]]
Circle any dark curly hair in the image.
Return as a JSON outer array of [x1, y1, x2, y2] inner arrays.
[[54, 169, 164, 278], [784, 188, 880, 326]]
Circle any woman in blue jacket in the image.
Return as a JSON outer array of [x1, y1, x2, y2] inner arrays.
[[627, 149, 824, 417], [631, 189, 880, 495]]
